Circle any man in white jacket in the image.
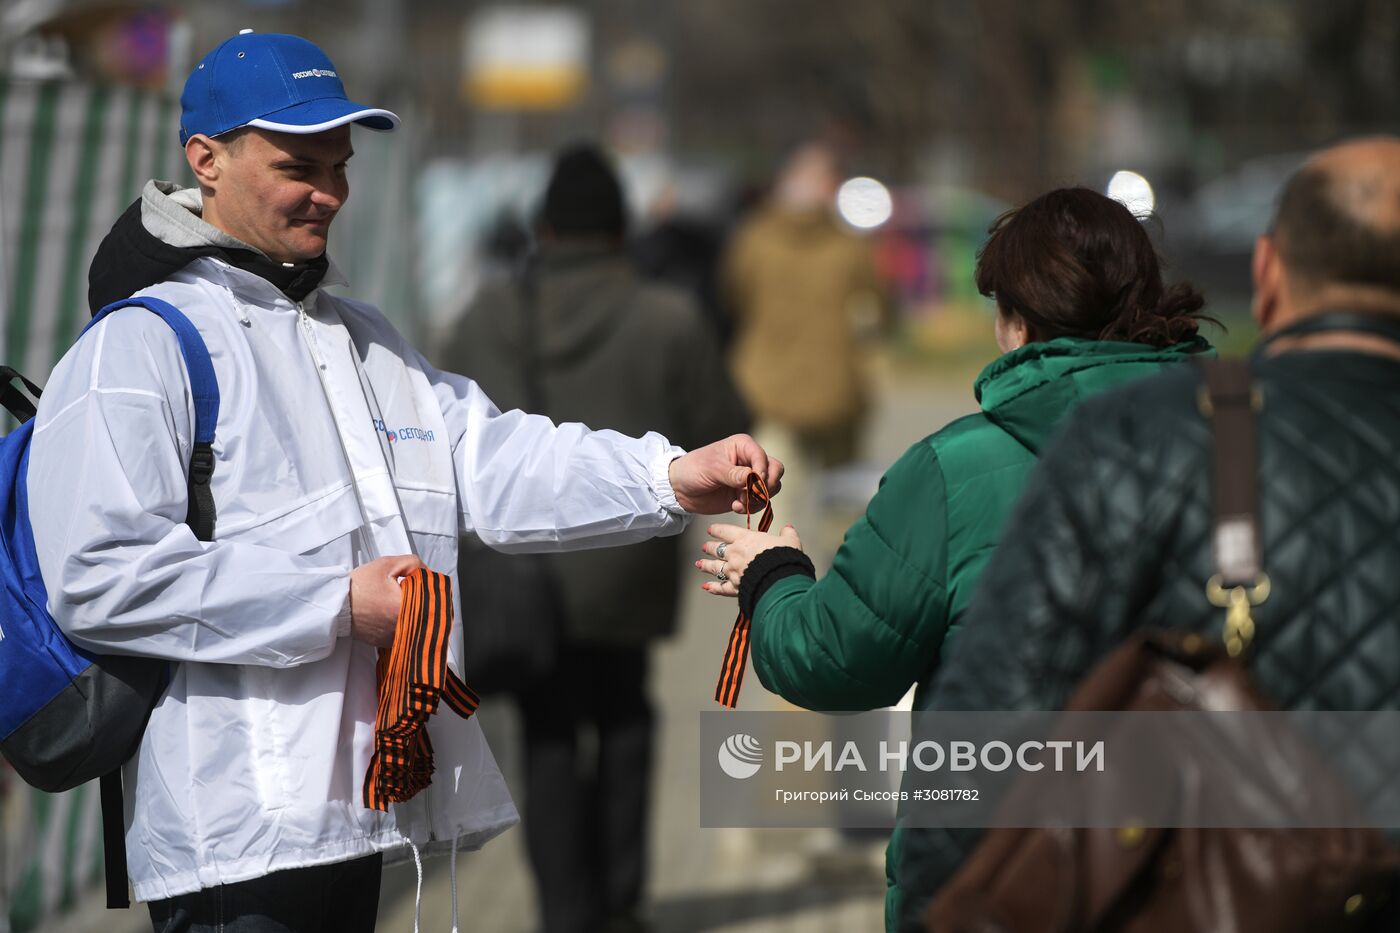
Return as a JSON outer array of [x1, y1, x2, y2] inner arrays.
[[26, 31, 781, 933]]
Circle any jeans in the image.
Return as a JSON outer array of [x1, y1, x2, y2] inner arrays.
[[147, 852, 383, 933]]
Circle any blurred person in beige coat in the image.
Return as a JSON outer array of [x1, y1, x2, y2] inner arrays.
[[723, 143, 888, 559]]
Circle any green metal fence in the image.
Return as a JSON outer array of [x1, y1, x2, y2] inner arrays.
[[0, 78, 188, 383], [0, 76, 184, 933], [2, 773, 105, 933]]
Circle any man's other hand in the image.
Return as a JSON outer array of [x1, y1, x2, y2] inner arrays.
[[668, 434, 784, 515], [349, 555, 424, 647]]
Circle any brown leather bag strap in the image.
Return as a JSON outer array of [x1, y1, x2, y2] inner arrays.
[[1198, 358, 1269, 656], [1198, 358, 1262, 586]]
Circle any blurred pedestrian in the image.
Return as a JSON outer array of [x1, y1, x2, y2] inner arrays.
[[440, 143, 749, 933], [721, 143, 888, 562], [695, 187, 1214, 932], [925, 137, 1400, 927], [631, 183, 730, 346]]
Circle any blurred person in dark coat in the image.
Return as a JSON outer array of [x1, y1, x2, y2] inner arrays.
[[630, 184, 730, 347], [920, 137, 1400, 929], [439, 143, 748, 933]]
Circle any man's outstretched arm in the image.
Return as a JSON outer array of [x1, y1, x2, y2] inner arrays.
[[423, 355, 781, 552]]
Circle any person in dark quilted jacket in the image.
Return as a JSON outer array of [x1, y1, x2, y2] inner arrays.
[[923, 137, 1400, 921]]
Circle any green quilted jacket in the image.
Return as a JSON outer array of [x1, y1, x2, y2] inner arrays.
[[746, 335, 1211, 933]]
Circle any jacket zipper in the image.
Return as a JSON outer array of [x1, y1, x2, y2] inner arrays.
[[294, 298, 437, 842]]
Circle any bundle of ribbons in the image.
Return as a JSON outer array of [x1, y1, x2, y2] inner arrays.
[[714, 472, 774, 709], [363, 567, 481, 811]]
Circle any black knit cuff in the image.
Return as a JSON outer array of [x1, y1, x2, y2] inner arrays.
[[739, 547, 816, 618]]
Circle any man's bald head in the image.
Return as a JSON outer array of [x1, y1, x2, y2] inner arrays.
[[1271, 137, 1400, 296]]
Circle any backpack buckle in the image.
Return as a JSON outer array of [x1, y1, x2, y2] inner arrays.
[[189, 442, 215, 484]]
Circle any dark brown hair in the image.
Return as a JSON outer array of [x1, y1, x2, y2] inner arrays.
[[975, 187, 1207, 347]]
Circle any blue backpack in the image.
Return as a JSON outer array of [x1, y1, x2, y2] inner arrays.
[[0, 296, 218, 908]]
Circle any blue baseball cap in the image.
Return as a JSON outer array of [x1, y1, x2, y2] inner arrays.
[[179, 30, 399, 145]]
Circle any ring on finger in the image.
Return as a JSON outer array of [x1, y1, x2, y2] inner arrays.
[[715, 562, 728, 582], [716, 542, 728, 560]]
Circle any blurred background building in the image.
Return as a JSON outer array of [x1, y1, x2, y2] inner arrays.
[[5, 0, 1398, 360], [2, 2, 1397, 931]]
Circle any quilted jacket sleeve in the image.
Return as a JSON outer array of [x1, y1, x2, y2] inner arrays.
[[899, 395, 1158, 917], [750, 441, 952, 711], [929, 395, 1156, 712]]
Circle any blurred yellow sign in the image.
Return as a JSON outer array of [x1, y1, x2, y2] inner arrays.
[[466, 67, 587, 110], [463, 6, 590, 110]]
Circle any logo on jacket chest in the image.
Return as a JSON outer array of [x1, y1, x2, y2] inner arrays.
[[372, 418, 435, 444]]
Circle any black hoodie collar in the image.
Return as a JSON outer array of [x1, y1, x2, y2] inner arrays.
[[87, 197, 329, 315]]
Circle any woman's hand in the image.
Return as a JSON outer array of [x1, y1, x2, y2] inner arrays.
[[696, 523, 803, 597]]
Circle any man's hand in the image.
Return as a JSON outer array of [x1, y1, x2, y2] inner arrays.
[[668, 433, 784, 515], [349, 554, 424, 647]]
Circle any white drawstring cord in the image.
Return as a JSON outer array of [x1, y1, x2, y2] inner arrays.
[[409, 838, 424, 933], [449, 833, 461, 933]]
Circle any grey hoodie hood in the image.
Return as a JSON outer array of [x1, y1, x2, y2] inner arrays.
[[140, 180, 263, 253]]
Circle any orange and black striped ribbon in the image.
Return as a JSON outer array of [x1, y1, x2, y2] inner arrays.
[[714, 472, 774, 708], [363, 568, 481, 811]]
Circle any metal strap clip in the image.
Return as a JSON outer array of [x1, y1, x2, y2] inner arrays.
[[1205, 573, 1271, 657]]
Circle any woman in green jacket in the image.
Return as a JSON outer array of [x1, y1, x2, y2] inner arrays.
[[696, 187, 1214, 932]]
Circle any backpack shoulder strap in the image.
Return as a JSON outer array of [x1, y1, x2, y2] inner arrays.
[[78, 297, 220, 907], [1, 366, 42, 422], [84, 297, 220, 541]]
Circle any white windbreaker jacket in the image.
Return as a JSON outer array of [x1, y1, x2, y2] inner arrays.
[[27, 234, 688, 901]]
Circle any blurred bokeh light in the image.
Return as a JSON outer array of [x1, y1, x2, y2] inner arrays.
[[1106, 169, 1155, 217], [837, 176, 895, 230]]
